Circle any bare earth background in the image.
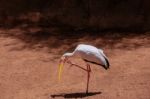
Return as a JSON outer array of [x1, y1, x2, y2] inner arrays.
[[0, 28, 150, 99]]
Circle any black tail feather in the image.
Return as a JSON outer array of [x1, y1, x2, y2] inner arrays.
[[104, 57, 110, 69], [83, 59, 109, 70]]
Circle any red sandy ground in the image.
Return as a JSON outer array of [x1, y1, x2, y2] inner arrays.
[[0, 29, 150, 99]]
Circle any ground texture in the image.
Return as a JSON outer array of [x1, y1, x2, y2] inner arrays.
[[0, 29, 150, 99]]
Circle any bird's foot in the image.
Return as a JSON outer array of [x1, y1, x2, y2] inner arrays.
[[66, 60, 70, 64], [69, 64, 74, 68], [66, 60, 73, 65]]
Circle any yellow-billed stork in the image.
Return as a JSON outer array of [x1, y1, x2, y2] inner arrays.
[[58, 44, 110, 93]]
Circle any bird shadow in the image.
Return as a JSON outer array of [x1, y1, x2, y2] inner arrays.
[[50, 91, 101, 98]]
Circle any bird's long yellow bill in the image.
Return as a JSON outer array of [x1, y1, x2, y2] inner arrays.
[[58, 62, 64, 81]]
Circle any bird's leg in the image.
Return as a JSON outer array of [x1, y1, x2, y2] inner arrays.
[[86, 64, 91, 94], [66, 60, 74, 68], [88, 64, 91, 72], [66, 60, 92, 93], [66, 60, 88, 72]]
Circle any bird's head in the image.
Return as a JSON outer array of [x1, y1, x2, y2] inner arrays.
[[58, 55, 68, 81], [58, 52, 73, 81]]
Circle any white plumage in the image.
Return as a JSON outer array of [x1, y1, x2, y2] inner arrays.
[[58, 44, 110, 93], [62, 44, 109, 69]]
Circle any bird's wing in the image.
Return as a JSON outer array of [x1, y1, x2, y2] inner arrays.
[[98, 49, 108, 59], [98, 49, 110, 67]]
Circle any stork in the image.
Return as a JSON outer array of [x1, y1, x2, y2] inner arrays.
[[58, 44, 110, 93]]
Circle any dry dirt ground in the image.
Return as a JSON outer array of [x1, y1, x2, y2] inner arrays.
[[0, 29, 150, 99]]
